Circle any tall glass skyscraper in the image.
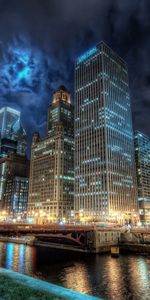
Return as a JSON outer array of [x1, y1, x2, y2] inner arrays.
[[0, 107, 27, 157], [134, 131, 150, 224], [0, 153, 29, 214], [0, 107, 28, 214], [75, 42, 138, 223]]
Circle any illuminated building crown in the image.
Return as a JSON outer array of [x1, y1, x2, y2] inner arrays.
[[53, 85, 71, 104]]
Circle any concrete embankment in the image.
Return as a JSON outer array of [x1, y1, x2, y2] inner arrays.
[[0, 236, 150, 255], [119, 243, 150, 254], [0, 236, 34, 245], [0, 268, 100, 300]]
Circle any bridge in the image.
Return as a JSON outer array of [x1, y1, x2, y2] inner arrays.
[[0, 223, 96, 233], [0, 223, 149, 234], [120, 226, 150, 244], [0, 223, 149, 253], [0, 223, 98, 251], [0, 223, 119, 252]]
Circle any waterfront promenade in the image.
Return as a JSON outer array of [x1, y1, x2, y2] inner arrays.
[[0, 268, 100, 300]]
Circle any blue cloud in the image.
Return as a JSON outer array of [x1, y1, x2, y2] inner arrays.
[[0, 38, 50, 97]]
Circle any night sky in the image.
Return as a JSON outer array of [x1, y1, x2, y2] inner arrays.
[[0, 0, 150, 155]]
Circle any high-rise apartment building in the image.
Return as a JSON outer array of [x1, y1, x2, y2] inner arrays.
[[0, 153, 29, 215], [75, 42, 138, 223], [134, 131, 150, 224], [28, 86, 74, 222], [0, 107, 27, 157]]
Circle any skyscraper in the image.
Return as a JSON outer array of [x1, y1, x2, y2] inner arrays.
[[0, 153, 29, 215], [134, 131, 150, 224], [0, 107, 28, 215], [75, 42, 138, 224], [28, 86, 74, 222], [0, 107, 27, 157]]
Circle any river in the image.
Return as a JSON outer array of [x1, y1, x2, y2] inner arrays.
[[0, 241, 149, 299]]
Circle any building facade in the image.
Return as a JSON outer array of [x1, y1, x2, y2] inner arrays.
[[0, 153, 29, 216], [134, 131, 150, 224], [28, 86, 74, 222], [75, 42, 138, 224], [0, 107, 27, 157]]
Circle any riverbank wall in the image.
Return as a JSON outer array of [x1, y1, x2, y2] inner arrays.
[[0, 236, 150, 255], [0, 236, 34, 245], [0, 268, 100, 300], [119, 243, 150, 254]]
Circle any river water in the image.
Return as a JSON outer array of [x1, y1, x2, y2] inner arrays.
[[0, 241, 149, 299]]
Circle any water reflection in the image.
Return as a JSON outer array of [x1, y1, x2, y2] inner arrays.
[[18, 244, 25, 273], [105, 257, 125, 300], [62, 262, 92, 294], [129, 257, 150, 300], [0, 241, 149, 300], [6, 243, 14, 269], [4, 243, 36, 275]]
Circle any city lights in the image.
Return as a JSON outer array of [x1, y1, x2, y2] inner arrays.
[[0, 45, 149, 227], [0, 2, 149, 300]]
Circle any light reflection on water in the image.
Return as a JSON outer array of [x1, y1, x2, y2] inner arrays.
[[0, 242, 149, 300], [105, 257, 125, 299]]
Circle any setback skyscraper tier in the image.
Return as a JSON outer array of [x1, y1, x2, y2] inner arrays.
[[28, 86, 74, 223]]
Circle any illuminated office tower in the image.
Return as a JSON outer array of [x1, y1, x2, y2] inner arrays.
[[75, 42, 138, 223], [134, 131, 150, 224], [0, 153, 29, 214], [0, 107, 27, 157], [28, 86, 74, 222]]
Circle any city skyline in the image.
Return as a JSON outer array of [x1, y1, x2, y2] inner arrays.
[[0, 1, 150, 155], [0, 2, 149, 300], [0, 40, 149, 224], [0, 1, 149, 225]]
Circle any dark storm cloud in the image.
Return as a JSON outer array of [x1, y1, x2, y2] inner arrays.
[[0, 0, 150, 154]]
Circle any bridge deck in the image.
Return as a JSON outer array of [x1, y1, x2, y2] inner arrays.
[[0, 223, 149, 234]]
